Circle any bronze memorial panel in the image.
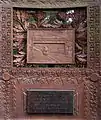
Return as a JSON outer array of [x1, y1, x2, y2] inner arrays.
[[27, 29, 75, 64], [26, 89, 74, 114]]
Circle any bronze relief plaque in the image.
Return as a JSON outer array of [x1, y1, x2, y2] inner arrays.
[[27, 28, 75, 64], [26, 89, 74, 114]]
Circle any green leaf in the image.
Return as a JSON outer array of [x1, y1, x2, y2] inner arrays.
[[39, 64, 48, 68], [28, 17, 36, 23], [62, 20, 67, 24], [13, 49, 18, 55]]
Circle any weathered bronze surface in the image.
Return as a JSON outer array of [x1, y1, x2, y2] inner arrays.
[[0, 0, 100, 120], [26, 89, 74, 114], [27, 29, 75, 64]]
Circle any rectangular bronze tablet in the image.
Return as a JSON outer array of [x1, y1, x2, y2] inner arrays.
[[27, 28, 75, 64], [26, 89, 74, 114]]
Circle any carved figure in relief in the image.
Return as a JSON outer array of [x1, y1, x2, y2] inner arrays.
[[42, 46, 48, 56]]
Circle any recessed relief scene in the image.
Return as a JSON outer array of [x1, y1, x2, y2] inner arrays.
[[27, 29, 75, 64], [13, 7, 87, 67]]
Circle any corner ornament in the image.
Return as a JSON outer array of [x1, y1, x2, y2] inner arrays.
[[2, 72, 11, 81], [90, 73, 100, 82]]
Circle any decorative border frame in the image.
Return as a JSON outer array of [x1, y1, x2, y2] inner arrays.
[[0, 0, 100, 119]]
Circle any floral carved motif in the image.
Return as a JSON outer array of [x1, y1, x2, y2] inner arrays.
[[2, 72, 11, 81], [13, 7, 87, 67]]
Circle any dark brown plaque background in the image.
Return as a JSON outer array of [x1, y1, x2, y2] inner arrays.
[[26, 89, 74, 114]]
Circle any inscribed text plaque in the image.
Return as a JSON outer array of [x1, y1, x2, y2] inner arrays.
[[26, 89, 74, 114]]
